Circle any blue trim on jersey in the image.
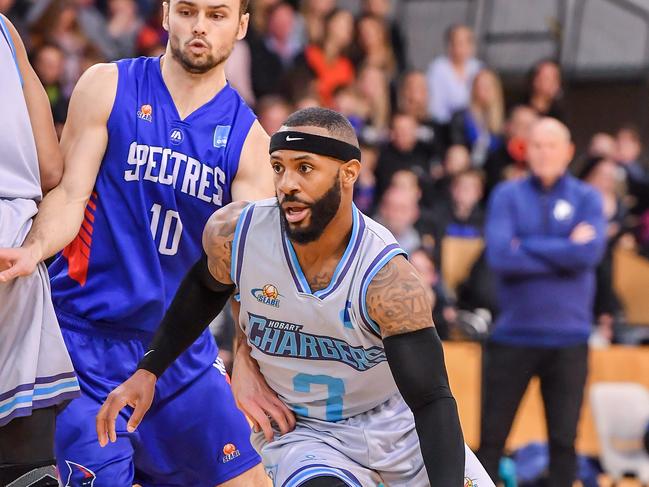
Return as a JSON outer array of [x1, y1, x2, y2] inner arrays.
[[281, 205, 365, 299], [358, 244, 407, 337], [283, 464, 362, 487], [0, 379, 80, 415], [231, 203, 255, 287], [0, 16, 23, 85], [283, 235, 310, 293], [280, 227, 305, 293]]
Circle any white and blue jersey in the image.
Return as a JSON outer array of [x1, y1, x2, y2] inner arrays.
[[234, 198, 407, 421]]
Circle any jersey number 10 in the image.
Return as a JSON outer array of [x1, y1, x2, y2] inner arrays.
[[150, 203, 183, 255]]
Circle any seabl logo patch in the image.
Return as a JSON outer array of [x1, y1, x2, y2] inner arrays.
[[251, 284, 281, 308], [222, 443, 241, 463], [137, 104, 153, 122]]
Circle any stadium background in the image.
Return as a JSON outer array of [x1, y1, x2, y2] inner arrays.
[[4, 0, 649, 485]]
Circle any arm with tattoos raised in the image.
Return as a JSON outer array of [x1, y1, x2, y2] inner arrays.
[[367, 255, 465, 487]]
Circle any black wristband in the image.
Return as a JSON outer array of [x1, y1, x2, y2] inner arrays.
[[138, 253, 234, 377]]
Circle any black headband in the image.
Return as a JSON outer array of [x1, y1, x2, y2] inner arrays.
[[269, 130, 361, 163]]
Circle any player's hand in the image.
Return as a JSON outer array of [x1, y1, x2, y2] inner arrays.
[[0, 246, 41, 282], [231, 344, 296, 442], [96, 369, 156, 447], [570, 222, 596, 244]]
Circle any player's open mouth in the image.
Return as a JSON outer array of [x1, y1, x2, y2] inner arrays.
[[283, 204, 310, 224], [188, 40, 208, 53]]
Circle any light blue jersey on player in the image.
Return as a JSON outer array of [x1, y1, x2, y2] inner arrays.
[[233, 198, 407, 421]]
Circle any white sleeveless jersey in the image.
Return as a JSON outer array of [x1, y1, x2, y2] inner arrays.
[[233, 198, 407, 421]]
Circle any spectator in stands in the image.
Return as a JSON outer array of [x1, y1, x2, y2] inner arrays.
[[299, 8, 355, 107], [483, 104, 538, 195], [427, 144, 471, 208], [298, 0, 335, 45], [479, 118, 606, 486], [361, 0, 406, 73], [353, 14, 397, 80], [589, 132, 617, 159], [247, 0, 279, 40], [355, 63, 391, 136], [256, 95, 292, 136], [426, 24, 482, 125], [32, 43, 68, 135], [398, 70, 439, 151], [79, 0, 141, 61], [616, 124, 649, 216], [30, 0, 99, 97], [249, 2, 303, 99], [580, 156, 629, 343], [433, 169, 485, 239], [375, 186, 421, 254], [410, 248, 456, 340], [353, 140, 380, 214], [332, 85, 367, 133], [449, 68, 505, 167], [374, 112, 433, 199], [525, 59, 564, 121]]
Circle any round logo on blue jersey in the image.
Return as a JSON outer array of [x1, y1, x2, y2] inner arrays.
[[169, 128, 184, 145]]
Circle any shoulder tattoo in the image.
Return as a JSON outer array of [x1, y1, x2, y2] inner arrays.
[[203, 202, 247, 285], [366, 257, 433, 337]]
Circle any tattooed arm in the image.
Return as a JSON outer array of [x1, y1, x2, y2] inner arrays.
[[366, 255, 434, 337], [367, 255, 465, 486], [96, 202, 245, 446]]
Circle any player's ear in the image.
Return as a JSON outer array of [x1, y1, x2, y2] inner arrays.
[[237, 12, 250, 41], [162, 2, 170, 32], [341, 160, 361, 187]]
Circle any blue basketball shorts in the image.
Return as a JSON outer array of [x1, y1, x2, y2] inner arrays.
[[55, 323, 260, 487]]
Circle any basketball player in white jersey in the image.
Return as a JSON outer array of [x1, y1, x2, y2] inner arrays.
[[98, 107, 495, 487], [0, 14, 80, 487]]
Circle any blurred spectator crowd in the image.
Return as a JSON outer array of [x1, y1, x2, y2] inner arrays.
[[4, 0, 649, 345]]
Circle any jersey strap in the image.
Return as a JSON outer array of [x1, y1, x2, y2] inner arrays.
[[230, 202, 256, 288], [357, 243, 408, 337], [0, 16, 23, 85]]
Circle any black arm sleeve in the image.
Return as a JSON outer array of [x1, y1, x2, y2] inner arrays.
[[137, 253, 235, 378], [383, 327, 465, 487]]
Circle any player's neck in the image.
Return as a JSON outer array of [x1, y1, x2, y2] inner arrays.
[[159, 53, 227, 120], [292, 205, 353, 268]]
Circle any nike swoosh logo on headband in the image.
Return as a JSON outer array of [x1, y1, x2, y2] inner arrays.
[[286, 136, 304, 141]]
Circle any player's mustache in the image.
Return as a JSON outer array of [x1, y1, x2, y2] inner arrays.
[[279, 194, 311, 207]]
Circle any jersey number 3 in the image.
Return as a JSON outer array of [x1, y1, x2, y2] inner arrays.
[[292, 373, 345, 421], [150, 203, 183, 255]]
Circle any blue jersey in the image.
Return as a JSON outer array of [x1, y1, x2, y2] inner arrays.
[[49, 57, 256, 339]]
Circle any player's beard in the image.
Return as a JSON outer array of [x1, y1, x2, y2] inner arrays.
[[169, 34, 234, 74], [279, 171, 342, 245]]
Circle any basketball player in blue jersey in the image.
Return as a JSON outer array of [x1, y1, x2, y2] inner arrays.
[[98, 108, 495, 487], [0, 0, 280, 485]]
